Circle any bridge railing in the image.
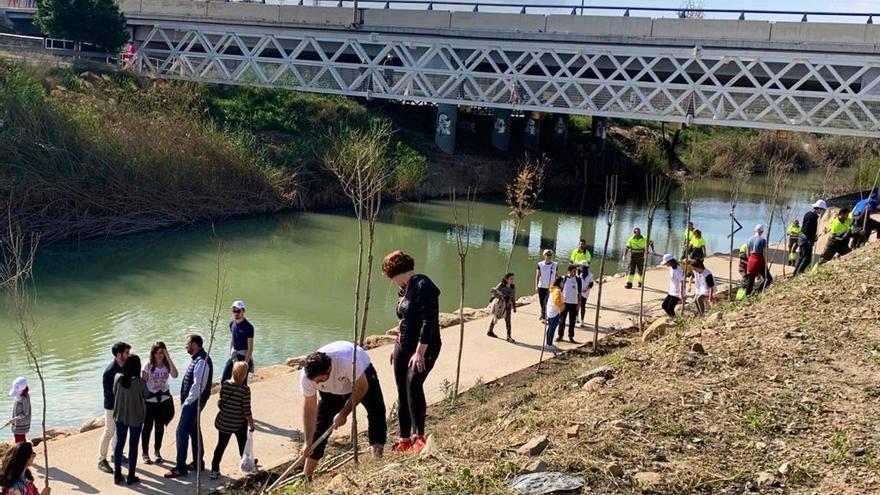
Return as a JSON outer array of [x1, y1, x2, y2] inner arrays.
[[292, 0, 879, 23]]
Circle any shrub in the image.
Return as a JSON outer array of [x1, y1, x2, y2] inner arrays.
[[391, 141, 428, 193]]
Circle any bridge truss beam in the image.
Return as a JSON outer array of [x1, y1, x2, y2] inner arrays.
[[135, 22, 880, 137]]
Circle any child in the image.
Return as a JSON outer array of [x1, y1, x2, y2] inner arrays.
[[544, 277, 565, 356], [577, 261, 594, 328], [9, 377, 30, 444]]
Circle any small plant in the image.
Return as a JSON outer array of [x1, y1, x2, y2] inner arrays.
[[744, 408, 782, 433], [440, 379, 455, 402], [470, 377, 488, 403], [828, 429, 850, 465], [605, 354, 626, 366]]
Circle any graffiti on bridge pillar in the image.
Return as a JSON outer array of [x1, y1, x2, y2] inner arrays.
[[491, 108, 512, 151], [435, 103, 457, 154], [551, 115, 568, 152], [523, 112, 541, 152], [592, 116, 608, 152]]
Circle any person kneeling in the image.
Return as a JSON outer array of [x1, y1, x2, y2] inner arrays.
[[300, 341, 386, 480]]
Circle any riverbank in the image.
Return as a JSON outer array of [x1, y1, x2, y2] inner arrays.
[[21, 245, 796, 494], [267, 239, 880, 494]]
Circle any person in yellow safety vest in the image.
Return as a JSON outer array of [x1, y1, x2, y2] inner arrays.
[[688, 229, 706, 262], [624, 227, 654, 289], [569, 239, 592, 265], [786, 220, 801, 266], [819, 207, 853, 264]]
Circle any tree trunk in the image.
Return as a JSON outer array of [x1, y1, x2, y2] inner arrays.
[[592, 222, 613, 349], [505, 217, 521, 273], [350, 211, 364, 464], [638, 215, 654, 330], [729, 205, 736, 301], [453, 255, 465, 403], [357, 193, 382, 345], [682, 203, 692, 314]]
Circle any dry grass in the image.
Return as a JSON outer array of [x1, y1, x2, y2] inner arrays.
[[263, 241, 880, 495]]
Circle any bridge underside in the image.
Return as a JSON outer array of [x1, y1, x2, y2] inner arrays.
[[134, 21, 880, 137]]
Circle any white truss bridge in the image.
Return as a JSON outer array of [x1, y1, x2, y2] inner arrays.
[[124, 2, 880, 137]]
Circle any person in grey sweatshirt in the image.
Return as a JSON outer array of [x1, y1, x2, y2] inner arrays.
[[9, 377, 30, 444]]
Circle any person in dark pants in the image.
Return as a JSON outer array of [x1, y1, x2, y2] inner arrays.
[[299, 341, 386, 479], [141, 341, 177, 465], [557, 265, 581, 343], [744, 224, 773, 296], [112, 354, 146, 486], [382, 250, 441, 455], [534, 249, 557, 321], [98, 342, 130, 474], [164, 335, 213, 479], [795, 200, 827, 275], [210, 361, 254, 479], [659, 254, 684, 317], [221, 300, 254, 384], [487, 273, 516, 342], [820, 207, 853, 264]]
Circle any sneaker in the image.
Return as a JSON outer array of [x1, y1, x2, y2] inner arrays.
[[126, 476, 140, 486], [506, 336, 515, 343], [114, 474, 125, 485], [638, 282, 643, 288], [186, 461, 205, 471], [569, 337, 578, 344], [486, 330, 498, 338], [555, 337, 563, 342], [98, 460, 113, 474], [154, 451, 164, 464], [210, 470, 220, 480], [142, 452, 152, 465], [164, 468, 187, 479], [410, 436, 428, 454], [625, 283, 632, 289], [391, 438, 412, 454]]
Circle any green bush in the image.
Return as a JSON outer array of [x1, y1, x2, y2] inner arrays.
[[391, 141, 428, 193], [854, 157, 880, 190]]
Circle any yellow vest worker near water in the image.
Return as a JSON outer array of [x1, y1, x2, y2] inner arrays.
[[570, 239, 592, 265], [820, 208, 853, 264], [786, 220, 801, 265], [624, 228, 653, 289], [688, 229, 707, 261]]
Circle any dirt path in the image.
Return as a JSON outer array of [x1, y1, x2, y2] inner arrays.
[[30, 249, 791, 494]]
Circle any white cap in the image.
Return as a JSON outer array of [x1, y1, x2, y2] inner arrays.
[[658, 254, 675, 266], [579, 260, 590, 267], [755, 224, 764, 232], [9, 377, 27, 398], [542, 249, 553, 256], [231, 300, 246, 310], [812, 199, 827, 210]]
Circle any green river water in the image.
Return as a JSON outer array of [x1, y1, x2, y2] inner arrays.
[[0, 169, 841, 434]]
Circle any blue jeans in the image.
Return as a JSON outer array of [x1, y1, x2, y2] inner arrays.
[[175, 403, 203, 473], [221, 355, 254, 384], [545, 315, 560, 347], [114, 421, 142, 477]]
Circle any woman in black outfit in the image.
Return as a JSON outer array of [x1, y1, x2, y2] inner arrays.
[[382, 250, 441, 455]]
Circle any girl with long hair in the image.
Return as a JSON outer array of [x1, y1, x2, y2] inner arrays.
[[0, 442, 50, 495], [487, 273, 516, 342], [140, 342, 178, 464], [113, 354, 146, 485]]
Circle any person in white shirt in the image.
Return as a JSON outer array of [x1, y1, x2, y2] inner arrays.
[[299, 341, 386, 479], [534, 249, 558, 321], [557, 265, 581, 343], [577, 261, 594, 327], [659, 254, 685, 317], [692, 260, 715, 315]]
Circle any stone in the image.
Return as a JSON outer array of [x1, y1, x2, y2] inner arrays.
[[516, 434, 550, 456], [756, 471, 778, 487], [707, 312, 723, 322], [385, 326, 400, 336], [610, 419, 633, 431], [576, 365, 615, 384], [607, 463, 624, 477], [581, 376, 605, 392], [642, 317, 676, 342], [362, 334, 396, 350], [724, 322, 737, 331], [419, 434, 437, 458], [32, 428, 76, 447], [684, 329, 702, 339], [777, 461, 792, 476], [523, 459, 547, 473], [690, 342, 706, 354], [634, 471, 663, 488], [754, 441, 768, 451], [438, 313, 461, 328], [80, 415, 105, 433], [565, 425, 580, 439], [285, 355, 307, 369]]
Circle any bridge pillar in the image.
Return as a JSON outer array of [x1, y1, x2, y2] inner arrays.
[[523, 112, 541, 152], [551, 115, 568, 152], [435, 103, 457, 154], [491, 108, 511, 151], [591, 116, 608, 152]]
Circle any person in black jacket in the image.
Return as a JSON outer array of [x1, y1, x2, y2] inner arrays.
[[794, 200, 827, 275], [97, 342, 130, 474], [382, 250, 441, 455]]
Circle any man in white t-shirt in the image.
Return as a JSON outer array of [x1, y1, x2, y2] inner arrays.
[[692, 260, 715, 315], [535, 249, 558, 321], [299, 341, 386, 478]]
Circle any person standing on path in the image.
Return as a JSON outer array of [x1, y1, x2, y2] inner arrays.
[[744, 224, 773, 296], [164, 335, 213, 479], [660, 254, 684, 317], [210, 361, 254, 480], [299, 341, 386, 478], [98, 342, 130, 474], [112, 354, 146, 486], [544, 277, 565, 356], [795, 200, 827, 275], [819, 207, 853, 264], [383, 250, 441, 455], [141, 342, 178, 465], [221, 300, 254, 384], [487, 273, 516, 342], [8, 378, 30, 444], [577, 261, 594, 327], [557, 265, 581, 344], [535, 250, 558, 322], [624, 227, 652, 289], [569, 239, 592, 265], [1, 442, 51, 495], [689, 229, 707, 263], [691, 260, 715, 315]]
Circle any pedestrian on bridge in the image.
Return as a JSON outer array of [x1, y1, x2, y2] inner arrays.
[[624, 227, 652, 289], [383, 250, 441, 455], [795, 200, 827, 275]]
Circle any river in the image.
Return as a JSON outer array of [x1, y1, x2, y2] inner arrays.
[[0, 169, 841, 434]]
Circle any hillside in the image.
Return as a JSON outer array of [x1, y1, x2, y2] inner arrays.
[[282, 241, 880, 495]]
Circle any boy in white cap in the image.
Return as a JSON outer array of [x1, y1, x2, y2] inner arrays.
[[534, 250, 558, 321], [221, 300, 255, 384], [795, 200, 827, 275], [9, 376, 30, 443], [659, 254, 685, 317]]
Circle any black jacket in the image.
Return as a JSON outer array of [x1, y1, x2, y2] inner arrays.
[[397, 274, 441, 351], [103, 361, 123, 410], [801, 210, 819, 243]]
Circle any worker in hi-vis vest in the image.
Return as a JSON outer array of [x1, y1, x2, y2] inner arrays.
[[624, 227, 654, 289], [786, 220, 801, 266], [818, 207, 853, 265]]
